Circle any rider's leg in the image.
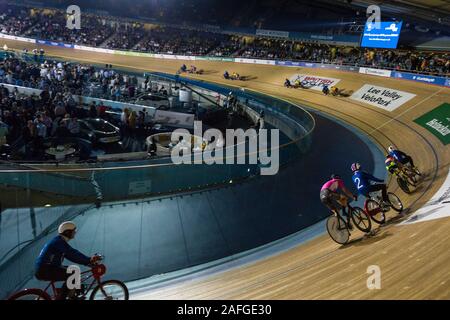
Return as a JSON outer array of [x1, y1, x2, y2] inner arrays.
[[35, 265, 69, 300], [320, 190, 339, 216], [367, 184, 389, 203]]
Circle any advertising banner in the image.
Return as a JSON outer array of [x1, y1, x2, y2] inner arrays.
[[288, 74, 341, 91], [391, 71, 448, 87], [276, 61, 298, 67], [302, 62, 317, 68], [414, 103, 450, 145], [350, 84, 416, 111], [359, 67, 392, 78], [0, 33, 36, 43], [74, 45, 114, 54], [256, 29, 289, 38], [195, 56, 233, 62], [36, 39, 74, 48], [114, 50, 151, 57]]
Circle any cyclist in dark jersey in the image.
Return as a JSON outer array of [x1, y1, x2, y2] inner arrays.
[[388, 145, 415, 168], [35, 221, 100, 300]]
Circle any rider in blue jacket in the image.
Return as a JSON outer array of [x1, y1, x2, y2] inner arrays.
[[388, 145, 415, 167], [351, 162, 389, 205], [35, 221, 99, 300]]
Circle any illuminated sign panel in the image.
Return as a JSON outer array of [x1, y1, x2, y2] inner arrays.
[[361, 21, 402, 49]]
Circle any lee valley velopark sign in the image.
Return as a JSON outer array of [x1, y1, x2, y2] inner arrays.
[[289, 74, 341, 91], [414, 103, 450, 145], [350, 84, 416, 111]]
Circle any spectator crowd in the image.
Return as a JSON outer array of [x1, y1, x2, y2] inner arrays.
[[0, 4, 448, 76], [0, 54, 147, 160]]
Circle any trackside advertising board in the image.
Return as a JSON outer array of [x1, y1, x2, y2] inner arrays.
[[414, 103, 450, 145], [359, 67, 392, 78], [288, 74, 341, 91], [391, 71, 449, 87], [350, 84, 416, 111]]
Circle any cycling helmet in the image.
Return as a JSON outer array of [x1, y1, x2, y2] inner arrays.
[[388, 145, 395, 153], [58, 221, 77, 234], [351, 162, 361, 172]]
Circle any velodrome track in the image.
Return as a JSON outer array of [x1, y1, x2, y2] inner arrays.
[[2, 39, 450, 299]]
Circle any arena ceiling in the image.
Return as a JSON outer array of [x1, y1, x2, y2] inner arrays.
[[334, 0, 450, 26]]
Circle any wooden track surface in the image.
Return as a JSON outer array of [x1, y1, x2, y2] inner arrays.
[[2, 39, 450, 299]]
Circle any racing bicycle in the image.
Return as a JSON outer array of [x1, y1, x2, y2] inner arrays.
[[364, 190, 403, 224], [326, 199, 372, 245], [8, 255, 129, 300]]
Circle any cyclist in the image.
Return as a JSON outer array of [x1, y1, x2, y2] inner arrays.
[[188, 65, 196, 73], [320, 174, 357, 229], [388, 146, 416, 168], [385, 154, 400, 175], [330, 86, 339, 96], [35, 221, 100, 300], [351, 162, 390, 206], [284, 78, 292, 88]]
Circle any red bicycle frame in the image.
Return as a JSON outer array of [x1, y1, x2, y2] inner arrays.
[[8, 264, 107, 300]]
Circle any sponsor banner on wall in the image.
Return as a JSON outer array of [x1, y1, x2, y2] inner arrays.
[[234, 58, 275, 65], [335, 65, 359, 72], [316, 63, 359, 72], [75, 45, 115, 54], [359, 67, 392, 78], [350, 84, 416, 111], [36, 39, 74, 48], [391, 71, 448, 87], [276, 61, 301, 67], [114, 50, 153, 57], [310, 34, 333, 41], [288, 74, 341, 91], [414, 103, 450, 145], [0, 33, 36, 43], [196, 56, 234, 62], [302, 62, 317, 68], [256, 29, 289, 38]]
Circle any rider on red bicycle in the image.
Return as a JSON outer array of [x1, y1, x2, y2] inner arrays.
[[35, 221, 101, 300]]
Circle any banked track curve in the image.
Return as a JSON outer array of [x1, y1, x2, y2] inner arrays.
[[1, 39, 450, 299]]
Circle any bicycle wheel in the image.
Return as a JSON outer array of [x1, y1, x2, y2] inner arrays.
[[366, 199, 386, 224], [326, 216, 349, 245], [89, 280, 129, 300], [8, 289, 51, 300], [350, 207, 372, 233], [388, 192, 403, 212], [397, 177, 412, 194]]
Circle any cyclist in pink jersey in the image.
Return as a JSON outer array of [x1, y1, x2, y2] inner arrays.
[[320, 174, 357, 228]]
